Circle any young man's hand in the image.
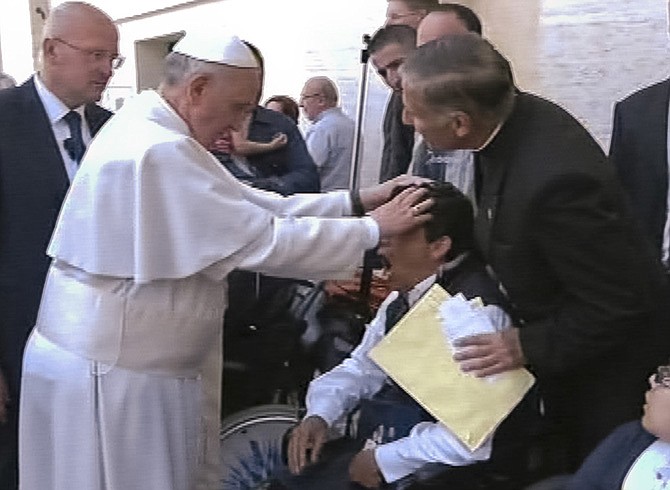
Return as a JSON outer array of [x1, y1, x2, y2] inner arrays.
[[349, 449, 383, 488], [287, 416, 328, 474]]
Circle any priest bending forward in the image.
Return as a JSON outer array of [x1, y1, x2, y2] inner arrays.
[[18, 33, 431, 490], [275, 182, 536, 490]]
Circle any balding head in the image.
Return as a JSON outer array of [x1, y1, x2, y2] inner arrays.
[[300, 76, 339, 121], [385, 0, 437, 29], [417, 4, 482, 46], [41, 2, 119, 108], [0, 72, 16, 90]]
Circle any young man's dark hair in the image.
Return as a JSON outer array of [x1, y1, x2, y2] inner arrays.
[[429, 3, 483, 35], [368, 24, 417, 56], [391, 181, 474, 261]]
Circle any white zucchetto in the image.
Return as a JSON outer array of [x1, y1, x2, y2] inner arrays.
[[171, 32, 259, 68]]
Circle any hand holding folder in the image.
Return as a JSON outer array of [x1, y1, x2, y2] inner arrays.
[[368, 284, 535, 451]]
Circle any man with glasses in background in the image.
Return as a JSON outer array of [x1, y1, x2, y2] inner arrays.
[[384, 0, 437, 30], [300, 76, 355, 191], [0, 2, 117, 488]]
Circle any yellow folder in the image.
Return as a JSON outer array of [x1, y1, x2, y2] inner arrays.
[[368, 284, 535, 451]]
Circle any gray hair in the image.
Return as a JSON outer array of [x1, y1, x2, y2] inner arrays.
[[307, 76, 339, 105], [401, 33, 515, 122], [0, 72, 16, 90], [160, 52, 222, 87]]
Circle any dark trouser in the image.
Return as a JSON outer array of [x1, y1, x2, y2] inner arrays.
[[539, 361, 653, 474], [0, 405, 18, 490], [268, 438, 388, 490]]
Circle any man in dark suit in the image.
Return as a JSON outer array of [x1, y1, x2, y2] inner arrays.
[[0, 2, 116, 487], [609, 79, 670, 266], [368, 24, 418, 183], [400, 34, 669, 474]]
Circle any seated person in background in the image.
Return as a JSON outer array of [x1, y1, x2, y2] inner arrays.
[[211, 40, 320, 195], [566, 363, 670, 490], [210, 102, 320, 195], [272, 182, 533, 490], [209, 43, 321, 416], [265, 95, 300, 124]]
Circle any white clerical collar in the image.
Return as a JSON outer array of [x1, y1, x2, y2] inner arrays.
[[34, 74, 86, 125], [475, 121, 504, 152]]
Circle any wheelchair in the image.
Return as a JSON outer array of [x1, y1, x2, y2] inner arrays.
[[218, 268, 566, 489], [220, 269, 377, 489], [220, 404, 299, 490]]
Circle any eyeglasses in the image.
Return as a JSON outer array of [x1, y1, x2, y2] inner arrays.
[[52, 38, 125, 70], [299, 93, 322, 101], [655, 364, 670, 388]]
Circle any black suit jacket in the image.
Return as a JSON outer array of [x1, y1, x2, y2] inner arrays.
[[378, 91, 415, 183], [0, 77, 111, 396], [609, 78, 670, 262], [474, 92, 669, 465]]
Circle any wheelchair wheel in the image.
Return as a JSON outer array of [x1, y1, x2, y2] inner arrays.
[[220, 404, 299, 490]]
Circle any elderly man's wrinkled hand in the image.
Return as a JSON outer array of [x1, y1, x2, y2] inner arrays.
[[369, 186, 433, 238], [287, 416, 328, 475], [359, 175, 432, 211], [453, 328, 526, 377]]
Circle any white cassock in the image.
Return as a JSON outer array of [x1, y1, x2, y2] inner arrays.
[[18, 90, 379, 490]]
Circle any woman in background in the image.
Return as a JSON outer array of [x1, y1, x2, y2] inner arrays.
[[265, 95, 300, 124]]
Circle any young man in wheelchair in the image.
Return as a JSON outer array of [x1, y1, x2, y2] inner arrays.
[[270, 182, 537, 489]]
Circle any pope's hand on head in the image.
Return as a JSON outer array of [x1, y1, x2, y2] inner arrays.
[[369, 186, 433, 238], [452, 328, 526, 377], [287, 415, 328, 475], [359, 175, 432, 212]]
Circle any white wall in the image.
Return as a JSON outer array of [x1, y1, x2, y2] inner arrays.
[[0, 0, 40, 83]]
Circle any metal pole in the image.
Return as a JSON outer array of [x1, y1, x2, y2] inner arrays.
[[348, 34, 371, 191]]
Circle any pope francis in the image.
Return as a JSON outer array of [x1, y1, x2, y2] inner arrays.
[[18, 33, 430, 490]]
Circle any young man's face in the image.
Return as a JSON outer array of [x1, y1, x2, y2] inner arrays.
[[370, 42, 414, 92], [378, 226, 448, 292]]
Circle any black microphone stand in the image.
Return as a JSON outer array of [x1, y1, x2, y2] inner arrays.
[[349, 34, 378, 318], [348, 34, 371, 192]]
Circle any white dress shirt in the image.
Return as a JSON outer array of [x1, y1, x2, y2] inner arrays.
[[304, 107, 355, 191], [33, 74, 92, 182], [304, 274, 511, 483]]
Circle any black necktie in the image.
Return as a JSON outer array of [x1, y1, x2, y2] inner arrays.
[[63, 111, 86, 164], [385, 292, 409, 333]]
